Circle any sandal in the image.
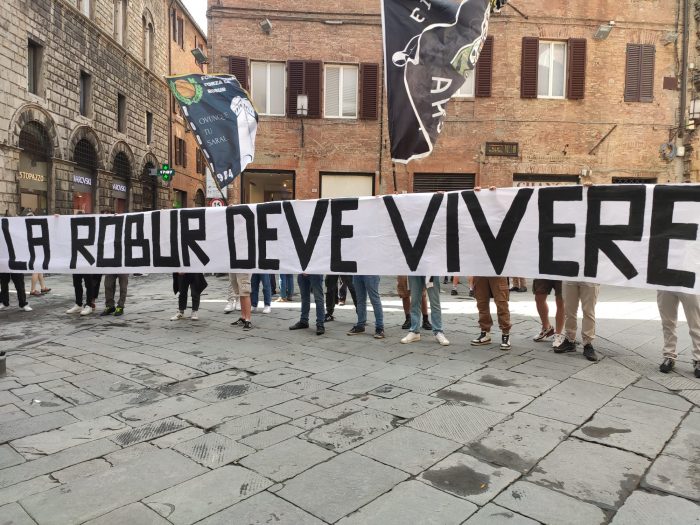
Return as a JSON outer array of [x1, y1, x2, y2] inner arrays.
[[41, 288, 51, 294], [30, 290, 41, 296]]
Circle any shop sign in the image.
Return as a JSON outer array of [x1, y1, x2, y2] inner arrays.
[[74, 175, 93, 186], [18, 171, 45, 182], [112, 183, 127, 193], [485, 142, 519, 157]]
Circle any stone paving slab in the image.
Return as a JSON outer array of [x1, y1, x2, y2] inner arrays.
[[250, 367, 310, 388], [435, 382, 534, 414], [173, 432, 255, 468], [521, 394, 598, 425], [278, 377, 335, 396], [20, 449, 207, 525], [64, 390, 164, 421], [301, 388, 354, 408], [466, 412, 575, 472], [662, 411, 700, 463], [151, 427, 205, 449], [643, 454, 700, 501], [599, 397, 687, 426], [337, 480, 477, 525], [82, 502, 172, 525], [609, 490, 700, 525], [144, 466, 272, 525], [51, 458, 111, 484], [571, 359, 641, 388], [545, 378, 621, 409], [0, 411, 77, 444], [460, 368, 559, 397], [0, 476, 59, 507], [175, 380, 264, 404], [392, 373, 455, 394], [464, 503, 539, 524], [110, 417, 190, 447], [277, 451, 408, 523], [356, 391, 444, 418], [268, 399, 322, 419], [495, 481, 607, 525], [115, 395, 207, 426], [618, 385, 693, 411], [306, 408, 395, 452], [528, 439, 650, 510], [239, 423, 303, 450], [0, 444, 25, 469], [195, 491, 325, 525], [240, 437, 335, 481], [408, 403, 506, 443], [214, 410, 290, 440], [0, 502, 37, 525]]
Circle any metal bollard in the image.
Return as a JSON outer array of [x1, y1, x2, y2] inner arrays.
[[0, 351, 6, 377]]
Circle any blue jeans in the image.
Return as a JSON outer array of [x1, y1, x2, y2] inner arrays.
[[354, 275, 384, 331], [251, 274, 272, 307], [298, 274, 325, 326], [409, 276, 442, 334], [280, 274, 294, 299]]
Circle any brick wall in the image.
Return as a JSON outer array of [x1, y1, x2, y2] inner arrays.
[[209, 0, 681, 202], [0, 0, 169, 215]]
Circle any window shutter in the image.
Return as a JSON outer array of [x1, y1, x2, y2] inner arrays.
[[171, 9, 177, 42], [359, 63, 379, 119], [521, 37, 539, 98], [305, 61, 323, 118], [566, 38, 586, 100], [640, 45, 655, 103], [624, 44, 641, 102], [228, 56, 248, 91], [182, 139, 187, 168], [174, 137, 180, 166], [287, 60, 304, 117], [475, 36, 493, 98]]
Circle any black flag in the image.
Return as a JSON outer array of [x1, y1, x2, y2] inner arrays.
[[381, 0, 505, 163], [168, 74, 258, 188]]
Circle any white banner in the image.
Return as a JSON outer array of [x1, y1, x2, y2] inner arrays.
[[1, 186, 699, 293]]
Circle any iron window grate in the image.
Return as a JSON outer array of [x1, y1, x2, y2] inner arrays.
[[19, 121, 52, 160]]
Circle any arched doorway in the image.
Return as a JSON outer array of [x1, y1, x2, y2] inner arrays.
[[194, 189, 205, 208], [112, 151, 131, 213], [18, 121, 52, 215], [73, 139, 99, 214], [141, 161, 157, 210]]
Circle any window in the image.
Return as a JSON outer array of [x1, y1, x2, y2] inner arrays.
[[117, 93, 126, 133], [146, 112, 153, 145], [171, 9, 177, 42], [624, 44, 655, 103], [196, 149, 207, 174], [143, 15, 154, 70], [177, 18, 184, 49], [325, 65, 358, 118], [79, 71, 92, 117], [114, 0, 127, 46], [78, 0, 91, 17], [538, 41, 566, 98], [174, 137, 186, 167], [251, 62, 286, 116], [27, 40, 42, 95], [454, 73, 475, 98]]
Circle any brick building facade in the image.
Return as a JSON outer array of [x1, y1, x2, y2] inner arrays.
[[208, 0, 685, 204], [0, 0, 171, 217], [168, 0, 208, 209]]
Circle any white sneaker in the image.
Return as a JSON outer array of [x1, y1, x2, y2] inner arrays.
[[0, 304, 6, 311], [401, 332, 421, 344], [66, 304, 82, 314], [435, 332, 450, 346], [21, 305, 33, 312], [191, 311, 199, 321], [552, 333, 566, 348], [262, 305, 271, 314], [235, 301, 241, 311], [170, 311, 184, 321], [224, 301, 234, 313], [80, 305, 93, 316], [251, 306, 258, 313]]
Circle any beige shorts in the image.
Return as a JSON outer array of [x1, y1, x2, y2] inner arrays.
[[229, 273, 251, 297]]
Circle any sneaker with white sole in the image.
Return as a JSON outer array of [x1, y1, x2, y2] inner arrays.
[[170, 311, 184, 321], [471, 331, 491, 346], [21, 305, 33, 312], [66, 304, 82, 314], [500, 334, 512, 351], [552, 333, 566, 348], [533, 326, 554, 342], [251, 306, 258, 313], [435, 332, 450, 346], [191, 311, 199, 321], [401, 332, 421, 344], [224, 301, 235, 313], [80, 305, 93, 316], [262, 305, 271, 314], [0, 304, 6, 311]]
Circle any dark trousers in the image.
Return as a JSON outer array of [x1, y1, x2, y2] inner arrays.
[[177, 274, 201, 312], [73, 275, 101, 307], [299, 274, 325, 326], [104, 275, 128, 308], [325, 275, 357, 315], [0, 273, 27, 307]]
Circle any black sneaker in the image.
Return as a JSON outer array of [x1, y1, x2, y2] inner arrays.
[[374, 329, 385, 339], [100, 306, 116, 316], [450, 289, 458, 296], [694, 361, 700, 378], [583, 344, 598, 362], [324, 313, 335, 322], [289, 321, 309, 330], [114, 307, 124, 316], [316, 325, 325, 335], [232, 317, 246, 327], [422, 318, 433, 331], [509, 286, 518, 292], [468, 289, 475, 298], [518, 287, 528, 293], [553, 338, 576, 354], [500, 334, 512, 351], [443, 277, 448, 284], [401, 317, 411, 330], [659, 358, 675, 374], [347, 326, 365, 335], [243, 321, 253, 331]]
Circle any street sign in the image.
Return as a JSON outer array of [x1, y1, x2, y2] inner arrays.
[[210, 198, 225, 207], [159, 164, 175, 182]]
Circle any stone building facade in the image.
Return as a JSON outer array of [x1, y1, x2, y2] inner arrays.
[[168, 0, 208, 209], [0, 0, 170, 217], [208, 0, 685, 204]]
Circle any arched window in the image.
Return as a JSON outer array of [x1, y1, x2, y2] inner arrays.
[[114, 0, 128, 46], [142, 162, 157, 210], [142, 11, 155, 70], [194, 189, 205, 207], [112, 151, 131, 213], [73, 139, 98, 214], [18, 121, 52, 215], [19, 121, 52, 161]]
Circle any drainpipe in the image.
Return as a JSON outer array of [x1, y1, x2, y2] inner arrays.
[[168, 0, 175, 205], [676, 0, 689, 182]]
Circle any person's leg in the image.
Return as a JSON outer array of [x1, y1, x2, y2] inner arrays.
[[310, 275, 325, 327], [343, 276, 357, 307], [238, 274, 251, 321], [367, 276, 384, 331], [104, 275, 116, 308], [473, 277, 493, 333], [579, 284, 600, 346], [535, 294, 549, 327], [353, 276, 368, 328], [117, 275, 128, 308], [178, 276, 188, 312], [563, 282, 580, 342], [325, 275, 337, 316], [338, 278, 347, 303], [0, 274, 10, 306], [657, 291, 680, 360], [30, 273, 38, 293], [250, 274, 260, 308], [678, 292, 700, 364], [11, 274, 27, 308], [407, 276, 424, 333], [88, 275, 102, 306], [191, 288, 201, 312], [38, 273, 47, 291], [228, 274, 238, 304], [262, 274, 272, 306], [426, 277, 442, 333], [298, 275, 311, 324], [73, 275, 84, 306], [492, 277, 511, 333]]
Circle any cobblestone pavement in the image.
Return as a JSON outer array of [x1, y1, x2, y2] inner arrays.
[[1, 274, 699, 524]]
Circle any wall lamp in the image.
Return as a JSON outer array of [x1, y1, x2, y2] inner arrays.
[[260, 18, 272, 34], [593, 21, 615, 40]]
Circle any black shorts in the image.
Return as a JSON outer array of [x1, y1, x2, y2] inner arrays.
[[533, 279, 562, 297]]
